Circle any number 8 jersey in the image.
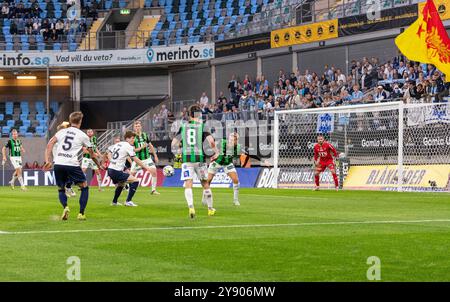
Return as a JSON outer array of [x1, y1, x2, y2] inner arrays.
[[54, 127, 92, 166]]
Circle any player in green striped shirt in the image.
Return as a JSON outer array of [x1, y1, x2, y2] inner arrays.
[[171, 104, 219, 219], [205, 132, 242, 206], [82, 129, 104, 191], [2, 129, 27, 190], [131, 120, 159, 195]]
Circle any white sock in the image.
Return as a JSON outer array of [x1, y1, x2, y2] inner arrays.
[[18, 176, 24, 187], [233, 183, 239, 201], [203, 189, 213, 208], [10, 175, 16, 184], [201, 190, 206, 204], [184, 188, 194, 208], [152, 176, 157, 191], [96, 174, 102, 187]]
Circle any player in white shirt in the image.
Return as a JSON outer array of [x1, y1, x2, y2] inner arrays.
[[106, 131, 154, 207], [44, 112, 102, 221]]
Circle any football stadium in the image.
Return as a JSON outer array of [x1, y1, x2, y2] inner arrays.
[[0, 0, 449, 288]]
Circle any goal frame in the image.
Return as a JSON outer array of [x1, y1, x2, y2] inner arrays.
[[273, 102, 408, 190]]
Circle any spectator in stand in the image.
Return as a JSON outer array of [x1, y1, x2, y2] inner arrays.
[[374, 85, 388, 102], [351, 84, 364, 105], [228, 75, 238, 101], [199, 92, 209, 108], [1, 3, 9, 18]]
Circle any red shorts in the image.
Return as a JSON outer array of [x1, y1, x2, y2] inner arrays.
[[316, 161, 335, 172]]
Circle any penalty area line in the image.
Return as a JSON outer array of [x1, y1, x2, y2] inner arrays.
[[1, 219, 450, 235]]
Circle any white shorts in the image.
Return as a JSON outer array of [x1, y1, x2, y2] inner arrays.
[[181, 162, 208, 181], [131, 158, 155, 173], [208, 161, 236, 175], [81, 158, 99, 170], [10, 156, 22, 169]]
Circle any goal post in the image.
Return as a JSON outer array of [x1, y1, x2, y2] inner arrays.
[[273, 102, 450, 192]]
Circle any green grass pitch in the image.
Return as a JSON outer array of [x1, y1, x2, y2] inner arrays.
[[0, 186, 449, 281]]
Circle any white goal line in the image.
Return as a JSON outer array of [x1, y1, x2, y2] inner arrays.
[[1, 219, 450, 236]]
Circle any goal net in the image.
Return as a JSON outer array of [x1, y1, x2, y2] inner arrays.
[[273, 102, 450, 192]]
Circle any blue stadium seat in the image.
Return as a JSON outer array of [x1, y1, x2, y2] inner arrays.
[[20, 114, 28, 120], [155, 22, 163, 31], [239, 7, 245, 15], [105, 0, 113, 9], [69, 43, 78, 51], [36, 126, 44, 133], [37, 42, 45, 51], [22, 43, 30, 51], [251, 6, 257, 14], [179, 5, 186, 13], [188, 28, 195, 36], [231, 15, 238, 24], [193, 19, 201, 28], [205, 18, 212, 26], [19, 126, 27, 136], [39, 120, 47, 127], [5, 107, 13, 115], [0, 114, 4, 121], [175, 37, 182, 44], [6, 120, 15, 127], [2, 126, 11, 136], [167, 13, 174, 22], [36, 113, 44, 120], [164, 6, 172, 14], [203, 10, 209, 19], [35, 34, 44, 43], [55, 10, 62, 19], [158, 0, 165, 6], [119, 0, 126, 8], [224, 24, 232, 33], [20, 34, 28, 43], [53, 43, 62, 51], [176, 29, 183, 37], [22, 120, 31, 128], [5, 34, 12, 43], [180, 12, 187, 21], [218, 16, 225, 25], [191, 11, 198, 20], [214, 9, 221, 18], [40, 11, 47, 19], [182, 20, 189, 28], [25, 132, 33, 138], [169, 21, 176, 30], [212, 25, 219, 34]]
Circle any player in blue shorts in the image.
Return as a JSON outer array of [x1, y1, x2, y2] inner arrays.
[[44, 112, 102, 221], [107, 131, 154, 206]]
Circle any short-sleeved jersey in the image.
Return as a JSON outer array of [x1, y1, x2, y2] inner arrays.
[[83, 136, 98, 158], [54, 127, 92, 167], [134, 132, 151, 160], [107, 142, 136, 171], [177, 121, 211, 163], [215, 139, 241, 166], [5, 139, 22, 157], [314, 141, 337, 163]]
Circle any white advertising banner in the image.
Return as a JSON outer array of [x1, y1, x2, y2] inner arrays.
[[0, 43, 215, 68]]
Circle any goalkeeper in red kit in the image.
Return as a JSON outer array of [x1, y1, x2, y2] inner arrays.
[[313, 135, 339, 191]]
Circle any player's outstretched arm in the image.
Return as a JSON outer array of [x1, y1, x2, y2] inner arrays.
[[44, 136, 57, 169], [206, 135, 219, 161]]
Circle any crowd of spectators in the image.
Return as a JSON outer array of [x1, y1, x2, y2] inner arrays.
[[2, 0, 98, 42], [187, 55, 450, 122]]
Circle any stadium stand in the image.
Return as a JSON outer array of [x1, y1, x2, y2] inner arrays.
[[0, 100, 59, 137], [0, 0, 99, 51], [146, 0, 274, 45], [139, 55, 449, 140]]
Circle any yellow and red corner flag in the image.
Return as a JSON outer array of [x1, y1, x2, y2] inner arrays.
[[395, 0, 450, 78]]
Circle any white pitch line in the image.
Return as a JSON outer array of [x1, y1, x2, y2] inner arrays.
[[1, 219, 450, 236]]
